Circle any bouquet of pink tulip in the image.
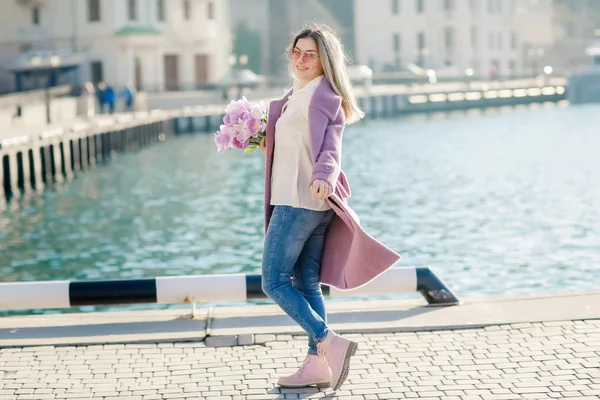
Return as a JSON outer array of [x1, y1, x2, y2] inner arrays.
[[213, 97, 267, 153]]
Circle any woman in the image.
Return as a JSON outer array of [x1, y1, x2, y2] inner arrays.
[[259, 25, 401, 391]]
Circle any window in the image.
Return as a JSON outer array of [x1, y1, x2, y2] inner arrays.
[[417, 32, 425, 50], [208, 1, 214, 20], [487, 0, 493, 13], [32, 7, 40, 25], [392, 0, 399, 14], [488, 33, 494, 50], [90, 61, 103, 83], [444, 0, 454, 12], [470, 25, 478, 49], [416, 0, 424, 13], [496, 0, 502, 13], [393, 33, 401, 52], [497, 32, 502, 49], [88, 0, 100, 22], [183, 0, 191, 20], [128, 0, 137, 20], [471, 59, 480, 75], [157, 0, 165, 21], [417, 32, 425, 65], [511, 32, 517, 50], [509, 60, 516, 76], [469, 0, 478, 15], [444, 27, 454, 50]]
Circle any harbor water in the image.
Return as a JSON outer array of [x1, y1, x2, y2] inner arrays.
[[1, 102, 599, 313]]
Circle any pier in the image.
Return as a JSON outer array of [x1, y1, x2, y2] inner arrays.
[[0, 291, 598, 398], [1, 77, 566, 199], [2, 76, 598, 399]]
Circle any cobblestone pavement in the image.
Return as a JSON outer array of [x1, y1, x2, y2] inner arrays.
[[0, 320, 599, 399]]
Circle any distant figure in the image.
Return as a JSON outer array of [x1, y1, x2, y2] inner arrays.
[[82, 81, 95, 96], [121, 86, 135, 112], [81, 82, 96, 117], [488, 64, 499, 81], [96, 82, 106, 113], [103, 85, 116, 114]]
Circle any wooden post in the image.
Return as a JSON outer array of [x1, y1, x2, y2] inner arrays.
[[31, 142, 44, 190], [21, 149, 32, 191], [88, 133, 97, 165], [8, 150, 19, 193], [52, 142, 63, 183], [80, 135, 89, 168], [62, 139, 73, 180]]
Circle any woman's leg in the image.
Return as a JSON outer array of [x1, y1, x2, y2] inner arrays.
[[293, 210, 334, 355], [261, 206, 331, 345]]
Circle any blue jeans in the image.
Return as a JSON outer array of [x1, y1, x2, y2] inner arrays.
[[262, 205, 335, 355]]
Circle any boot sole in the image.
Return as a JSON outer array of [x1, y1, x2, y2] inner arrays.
[[278, 381, 330, 389], [331, 340, 358, 391]]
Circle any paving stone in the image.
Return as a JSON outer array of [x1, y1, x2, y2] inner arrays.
[[205, 336, 238, 348], [1, 320, 599, 398], [237, 334, 255, 346]]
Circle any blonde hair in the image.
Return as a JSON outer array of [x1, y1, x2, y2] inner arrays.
[[288, 24, 364, 124]]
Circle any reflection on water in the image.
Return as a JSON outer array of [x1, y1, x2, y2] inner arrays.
[[1, 103, 600, 314]]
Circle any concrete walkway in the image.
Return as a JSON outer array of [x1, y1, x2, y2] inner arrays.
[[0, 292, 599, 399]]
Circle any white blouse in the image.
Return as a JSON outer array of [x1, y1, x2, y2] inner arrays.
[[270, 75, 331, 211]]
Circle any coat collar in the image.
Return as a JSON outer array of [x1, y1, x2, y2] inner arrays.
[[269, 75, 341, 120], [293, 75, 323, 93]]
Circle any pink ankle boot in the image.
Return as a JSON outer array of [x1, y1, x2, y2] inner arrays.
[[277, 354, 331, 388], [317, 331, 358, 391]]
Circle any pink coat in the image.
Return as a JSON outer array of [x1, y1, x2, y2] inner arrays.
[[264, 77, 401, 290]]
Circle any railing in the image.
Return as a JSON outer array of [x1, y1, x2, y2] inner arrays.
[[0, 84, 73, 108], [0, 266, 459, 314]]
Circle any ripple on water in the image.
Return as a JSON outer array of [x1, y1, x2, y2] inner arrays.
[[1, 104, 600, 313]]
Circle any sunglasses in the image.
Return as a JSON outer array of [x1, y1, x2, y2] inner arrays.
[[290, 48, 319, 63]]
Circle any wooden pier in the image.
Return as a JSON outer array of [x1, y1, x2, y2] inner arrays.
[[1, 77, 567, 199]]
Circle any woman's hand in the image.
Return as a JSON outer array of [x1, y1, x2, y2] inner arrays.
[[310, 179, 332, 201], [259, 137, 266, 155]]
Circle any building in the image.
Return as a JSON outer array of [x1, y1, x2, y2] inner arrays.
[[512, 0, 600, 76], [511, 0, 556, 76], [353, 0, 544, 79], [0, 0, 231, 93], [549, 0, 600, 73], [511, 0, 600, 76], [318, 0, 356, 61], [228, 0, 342, 77], [227, 0, 270, 75]]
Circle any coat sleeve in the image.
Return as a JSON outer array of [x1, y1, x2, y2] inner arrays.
[[311, 106, 345, 191]]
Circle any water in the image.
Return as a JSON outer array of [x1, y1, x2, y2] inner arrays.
[[2, 103, 600, 314]]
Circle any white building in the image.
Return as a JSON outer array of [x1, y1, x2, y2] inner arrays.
[[0, 0, 231, 92], [511, 0, 556, 75], [353, 0, 551, 79]]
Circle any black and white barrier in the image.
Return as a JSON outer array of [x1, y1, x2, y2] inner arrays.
[[0, 266, 459, 312]]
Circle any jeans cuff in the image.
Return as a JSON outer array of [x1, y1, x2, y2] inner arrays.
[[315, 328, 329, 345]]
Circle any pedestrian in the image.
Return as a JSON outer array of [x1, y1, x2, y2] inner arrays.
[[96, 82, 106, 114], [103, 85, 116, 114], [121, 85, 135, 112], [258, 24, 401, 391]]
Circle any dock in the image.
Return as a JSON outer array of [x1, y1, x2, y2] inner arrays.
[[0, 291, 598, 399], [1, 77, 567, 199]]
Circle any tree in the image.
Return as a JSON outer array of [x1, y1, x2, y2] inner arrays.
[[232, 22, 262, 73]]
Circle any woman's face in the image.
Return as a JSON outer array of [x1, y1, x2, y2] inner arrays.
[[291, 37, 323, 83]]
